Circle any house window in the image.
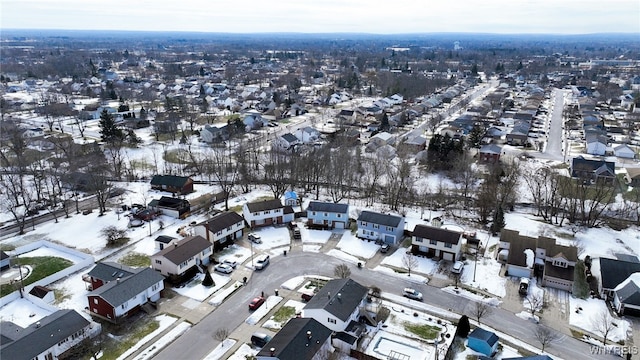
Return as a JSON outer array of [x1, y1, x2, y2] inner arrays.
[[152, 283, 159, 291], [429, 240, 437, 245], [93, 298, 98, 305], [312, 211, 316, 215], [386, 226, 393, 231], [227, 226, 232, 231], [361, 222, 367, 227], [373, 224, 379, 229], [415, 237, 423, 243], [444, 243, 452, 248], [155, 259, 162, 265], [202, 248, 211, 256], [253, 212, 259, 216], [337, 214, 341, 218], [264, 210, 270, 214], [121, 301, 127, 309], [328, 318, 337, 324], [324, 212, 328, 216], [217, 231, 222, 236]]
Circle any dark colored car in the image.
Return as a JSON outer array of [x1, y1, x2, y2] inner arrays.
[[293, 228, 301, 240], [251, 332, 272, 348], [249, 296, 266, 310], [301, 293, 313, 302]]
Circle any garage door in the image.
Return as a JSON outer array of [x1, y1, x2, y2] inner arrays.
[[442, 252, 454, 261], [384, 234, 395, 244], [335, 222, 345, 229]]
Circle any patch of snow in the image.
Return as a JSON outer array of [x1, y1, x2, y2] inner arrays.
[[336, 231, 379, 259], [202, 339, 238, 360], [524, 248, 535, 268], [245, 296, 283, 325], [131, 321, 191, 360], [208, 281, 243, 306], [115, 315, 178, 360], [326, 249, 361, 264], [172, 272, 231, 302]]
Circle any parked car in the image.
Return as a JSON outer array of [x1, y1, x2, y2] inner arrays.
[[287, 222, 298, 229], [250, 332, 272, 348], [222, 259, 238, 269], [451, 261, 464, 274], [254, 255, 270, 270], [214, 264, 233, 274], [248, 233, 262, 244], [380, 244, 390, 253], [301, 292, 314, 302], [249, 296, 266, 310], [518, 278, 530, 296], [402, 288, 423, 301], [292, 228, 301, 240]]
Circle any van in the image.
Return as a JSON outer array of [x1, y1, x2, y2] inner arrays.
[[254, 255, 270, 270], [518, 278, 530, 296], [250, 332, 272, 348]]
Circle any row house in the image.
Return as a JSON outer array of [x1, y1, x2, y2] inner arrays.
[[411, 224, 463, 262], [243, 199, 293, 228], [151, 235, 213, 283], [194, 211, 245, 250], [356, 211, 405, 245], [306, 201, 349, 229]]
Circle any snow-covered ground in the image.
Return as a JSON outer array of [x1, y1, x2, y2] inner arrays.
[[336, 231, 380, 259]]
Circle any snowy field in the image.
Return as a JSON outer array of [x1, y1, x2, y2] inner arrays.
[[336, 231, 380, 259]]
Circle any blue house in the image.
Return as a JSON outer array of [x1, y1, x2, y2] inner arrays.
[[356, 210, 405, 245], [284, 191, 298, 207], [468, 327, 499, 356], [307, 201, 349, 229], [0, 251, 10, 270]]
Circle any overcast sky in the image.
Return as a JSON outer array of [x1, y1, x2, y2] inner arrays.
[[2, 0, 639, 34]]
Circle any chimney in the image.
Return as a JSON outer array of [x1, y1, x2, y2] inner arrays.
[[327, 291, 331, 299], [116, 278, 121, 283], [270, 348, 276, 356], [307, 331, 312, 340], [337, 293, 342, 301], [35, 321, 41, 328]]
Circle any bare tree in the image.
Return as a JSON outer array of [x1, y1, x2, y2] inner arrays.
[[534, 324, 560, 352], [402, 253, 419, 277], [101, 225, 128, 246], [214, 327, 229, 344], [472, 301, 493, 324], [205, 145, 240, 210], [525, 292, 545, 318], [334, 263, 351, 279], [591, 309, 616, 345]]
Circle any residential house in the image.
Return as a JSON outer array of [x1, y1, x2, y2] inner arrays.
[[612, 273, 640, 316], [302, 278, 369, 332], [0, 250, 9, 270], [570, 156, 616, 184], [87, 268, 164, 323], [243, 199, 288, 228], [194, 211, 245, 250], [585, 132, 608, 156], [411, 224, 463, 262], [478, 144, 502, 163], [28, 285, 55, 304], [357, 211, 405, 245], [154, 235, 176, 251], [401, 135, 427, 153], [597, 256, 640, 301], [614, 144, 636, 159], [284, 190, 298, 207], [498, 229, 577, 291], [148, 196, 190, 219], [151, 235, 212, 283], [337, 109, 357, 123], [273, 133, 301, 152], [0, 309, 99, 360], [625, 167, 640, 187], [256, 318, 333, 360], [82, 262, 137, 291], [243, 111, 264, 130], [295, 126, 320, 143], [467, 327, 499, 357], [306, 201, 349, 229], [369, 132, 395, 147], [150, 175, 194, 195], [200, 124, 229, 143]]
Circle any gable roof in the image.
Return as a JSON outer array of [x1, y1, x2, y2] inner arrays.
[[155, 235, 176, 244], [87, 262, 138, 282], [281, 133, 299, 143], [307, 201, 349, 214], [245, 199, 283, 212], [0, 310, 90, 360], [469, 327, 499, 346], [614, 273, 640, 306], [256, 318, 332, 360], [304, 278, 368, 321], [150, 175, 191, 187], [88, 267, 164, 307], [202, 211, 244, 234], [357, 210, 403, 228], [413, 225, 461, 245], [28, 285, 52, 299], [599, 258, 640, 290], [571, 156, 615, 177], [0, 251, 8, 260], [153, 235, 211, 265]]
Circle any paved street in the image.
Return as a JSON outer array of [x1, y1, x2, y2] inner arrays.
[[146, 239, 617, 360], [543, 88, 568, 161]]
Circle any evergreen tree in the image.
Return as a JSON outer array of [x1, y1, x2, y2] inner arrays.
[[202, 269, 214, 287], [471, 63, 478, 75], [468, 124, 485, 149], [490, 206, 506, 235], [99, 109, 124, 144], [456, 315, 471, 338], [380, 112, 389, 130]]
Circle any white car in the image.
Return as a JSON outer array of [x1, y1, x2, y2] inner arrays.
[[254, 255, 270, 270], [222, 259, 238, 269], [452, 261, 464, 274], [402, 288, 423, 301], [248, 233, 262, 244], [214, 264, 233, 274]]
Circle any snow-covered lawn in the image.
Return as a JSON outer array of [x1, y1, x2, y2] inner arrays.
[[115, 315, 179, 360], [336, 231, 379, 259], [202, 339, 238, 360], [225, 344, 258, 360], [249, 226, 291, 250], [130, 321, 191, 360], [172, 272, 232, 302], [208, 281, 243, 306], [381, 246, 439, 276], [326, 249, 361, 264], [0, 297, 57, 327], [262, 299, 306, 330], [300, 226, 332, 244], [373, 265, 429, 285], [569, 297, 631, 344]]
